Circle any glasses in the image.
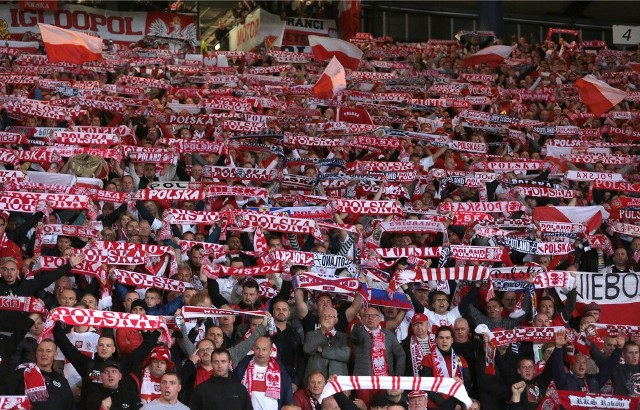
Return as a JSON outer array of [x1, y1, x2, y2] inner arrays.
[[200, 347, 214, 353], [322, 315, 337, 320]]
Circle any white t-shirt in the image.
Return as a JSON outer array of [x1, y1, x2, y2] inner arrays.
[[59, 330, 100, 387], [250, 365, 278, 410], [424, 307, 461, 332]]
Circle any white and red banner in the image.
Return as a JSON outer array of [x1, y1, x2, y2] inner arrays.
[[1, 4, 196, 44], [569, 271, 640, 325]]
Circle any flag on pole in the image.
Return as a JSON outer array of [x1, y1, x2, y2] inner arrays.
[[575, 74, 628, 117], [38, 23, 103, 64], [309, 35, 363, 70], [463, 45, 515, 67], [313, 56, 347, 99]]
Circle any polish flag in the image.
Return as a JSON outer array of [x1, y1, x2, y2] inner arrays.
[[313, 56, 346, 99], [337, 0, 361, 41], [463, 45, 515, 67], [38, 23, 103, 64], [575, 74, 628, 117], [309, 35, 363, 71], [532, 205, 609, 235]]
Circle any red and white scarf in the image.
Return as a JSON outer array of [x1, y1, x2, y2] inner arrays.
[[432, 348, 462, 379], [409, 336, 429, 376], [113, 269, 193, 293], [364, 326, 389, 376], [0, 296, 48, 315], [390, 266, 488, 291], [319, 376, 472, 407], [34, 223, 101, 254], [438, 201, 525, 214], [0, 396, 30, 410], [205, 263, 284, 278], [32, 256, 108, 287], [292, 272, 360, 294], [550, 390, 640, 410], [181, 305, 267, 319], [202, 166, 279, 182], [18, 364, 48, 402], [326, 199, 404, 216], [139, 366, 162, 403], [40, 307, 172, 347], [241, 357, 282, 399]]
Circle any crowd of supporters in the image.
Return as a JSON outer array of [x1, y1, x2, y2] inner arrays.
[[1, 9, 640, 410]]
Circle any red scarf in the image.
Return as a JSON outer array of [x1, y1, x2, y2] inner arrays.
[[19, 364, 48, 402], [241, 357, 282, 399], [364, 326, 389, 376], [409, 336, 429, 376]]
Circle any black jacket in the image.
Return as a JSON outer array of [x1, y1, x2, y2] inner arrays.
[[86, 381, 142, 410], [189, 375, 253, 410], [53, 323, 160, 409], [13, 368, 74, 410]]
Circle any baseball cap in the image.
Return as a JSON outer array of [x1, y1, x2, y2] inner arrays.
[[411, 313, 428, 325], [100, 360, 121, 372]]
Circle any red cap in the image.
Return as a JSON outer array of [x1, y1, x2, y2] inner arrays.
[[145, 346, 175, 370], [408, 391, 427, 398], [411, 313, 428, 325], [583, 302, 601, 313]]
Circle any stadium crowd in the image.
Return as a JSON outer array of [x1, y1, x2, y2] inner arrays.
[[1, 10, 640, 410]]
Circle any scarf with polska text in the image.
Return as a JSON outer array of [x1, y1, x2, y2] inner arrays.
[[112, 269, 193, 293], [202, 166, 279, 181], [0, 194, 44, 215], [508, 186, 577, 199], [389, 265, 489, 292], [497, 236, 574, 255], [89, 241, 178, 276], [1, 191, 96, 220], [34, 223, 101, 254], [181, 305, 267, 319], [0, 296, 48, 315], [32, 256, 108, 286], [48, 131, 120, 147], [134, 188, 206, 202], [40, 307, 172, 346], [593, 323, 640, 337], [319, 376, 472, 407], [292, 272, 360, 294], [436, 176, 488, 202], [202, 262, 284, 279], [438, 201, 525, 214], [325, 199, 404, 216], [563, 153, 637, 165], [159, 209, 224, 241], [607, 221, 640, 238], [179, 240, 226, 257], [475, 324, 571, 375], [347, 161, 416, 172], [470, 160, 549, 172], [231, 210, 324, 240]]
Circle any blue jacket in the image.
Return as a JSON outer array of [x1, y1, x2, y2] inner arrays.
[[233, 355, 294, 409], [551, 345, 622, 392]]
